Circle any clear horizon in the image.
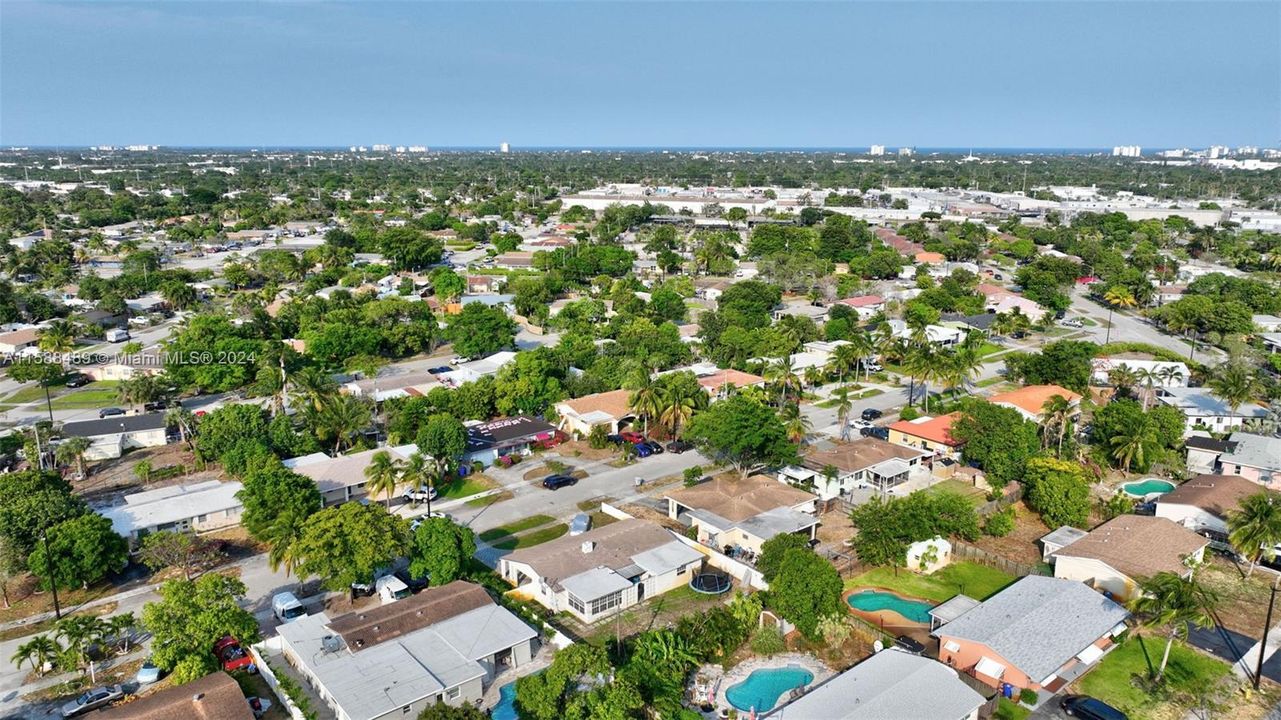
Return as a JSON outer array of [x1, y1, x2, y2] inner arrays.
[[2, 1, 1278, 148]]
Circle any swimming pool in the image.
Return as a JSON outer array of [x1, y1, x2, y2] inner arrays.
[[491, 681, 517, 720], [725, 666, 814, 712], [1121, 478, 1176, 498], [846, 589, 935, 624]]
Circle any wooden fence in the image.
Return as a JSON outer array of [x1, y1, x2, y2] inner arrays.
[[951, 539, 1049, 578]]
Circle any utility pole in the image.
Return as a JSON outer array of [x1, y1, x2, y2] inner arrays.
[[1255, 574, 1279, 690], [41, 528, 61, 620]]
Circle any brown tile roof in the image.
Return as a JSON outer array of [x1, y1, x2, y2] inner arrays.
[[665, 474, 816, 523], [558, 389, 633, 420], [1057, 515, 1208, 580], [802, 438, 927, 474], [889, 412, 963, 447], [697, 368, 765, 391], [504, 518, 676, 589], [1158, 474, 1266, 519], [0, 328, 40, 346], [989, 385, 1082, 416], [328, 581, 493, 651], [839, 295, 885, 308], [98, 672, 252, 720]]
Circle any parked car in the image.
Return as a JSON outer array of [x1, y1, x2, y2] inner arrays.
[[861, 408, 883, 421], [850, 419, 873, 431], [860, 426, 890, 440], [665, 440, 693, 454], [893, 635, 925, 655], [135, 659, 162, 685], [143, 400, 170, 412], [272, 592, 306, 624], [634, 443, 653, 458], [350, 579, 377, 598], [451, 356, 471, 364], [605, 433, 625, 445], [98, 407, 126, 418], [64, 373, 89, 388], [570, 513, 592, 536], [542, 474, 578, 490], [638, 440, 664, 455], [60, 686, 124, 717], [427, 366, 452, 374], [403, 486, 440, 504], [248, 697, 273, 719], [1060, 695, 1128, 720], [213, 636, 256, 673], [394, 569, 429, 593], [377, 574, 411, 604], [410, 511, 452, 531], [620, 431, 645, 444]]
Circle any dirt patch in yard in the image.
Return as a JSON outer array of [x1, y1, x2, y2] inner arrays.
[[549, 440, 618, 462], [969, 501, 1052, 567], [74, 443, 216, 508], [1199, 555, 1277, 637], [816, 508, 854, 547]]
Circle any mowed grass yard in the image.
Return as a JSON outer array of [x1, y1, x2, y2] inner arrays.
[[921, 478, 988, 506], [49, 382, 123, 409], [847, 562, 1015, 602], [1077, 635, 1232, 719]]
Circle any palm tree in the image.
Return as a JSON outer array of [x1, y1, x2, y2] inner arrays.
[[904, 344, 935, 410], [103, 613, 136, 655], [167, 406, 196, 448], [1130, 572, 1218, 683], [628, 376, 663, 437], [1039, 395, 1074, 455], [55, 436, 93, 479], [10, 635, 60, 676], [265, 509, 309, 577], [1158, 365, 1186, 388], [1228, 493, 1281, 577], [833, 386, 854, 441], [1209, 362, 1260, 427], [1134, 367, 1161, 411], [37, 320, 79, 354], [117, 375, 162, 412], [780, 403, 812, 446], [363, 450, 403, 509], [54, 615, 107, 682], [803, 365, 824, 391], [400, 452, 437, 516], [1110, 415, 1157, 473], [289, 367, 337, 412], [1103, 286, 1137, 344], [765, 358, 802, 407], [310, 394, 372, 453], [658, 387, 700, 440], [1108, 366, 1139, 399]]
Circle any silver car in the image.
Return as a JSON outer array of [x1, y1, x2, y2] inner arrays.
[[60, 685, 124, 717], [569, 513, 592, 536]]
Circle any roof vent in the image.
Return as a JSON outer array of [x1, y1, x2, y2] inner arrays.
[[581, 541, 595, 554]]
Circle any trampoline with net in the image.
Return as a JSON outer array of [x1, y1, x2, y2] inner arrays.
[[689, 571, 732, 595]]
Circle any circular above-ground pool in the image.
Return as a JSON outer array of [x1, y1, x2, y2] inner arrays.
[[725, 666, 814, 712], [690, 572, 732, 595], [846, 588, 935, 625], [1121, 478, 1176, 498]]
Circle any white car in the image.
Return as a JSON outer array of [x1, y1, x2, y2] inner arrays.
[[403, 486, 440, 504], [849, 419, 874, 431]]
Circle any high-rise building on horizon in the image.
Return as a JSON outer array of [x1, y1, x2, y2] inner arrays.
[[1111, 145, 1142, 157], [500, 142, 511, 153], [869, 145, 886, 156]]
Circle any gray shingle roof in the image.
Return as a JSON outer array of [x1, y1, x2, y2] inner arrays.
[[773, 650, 985, 720], [1223, 433, 1281, 473], [933, 576, 1129, 683]]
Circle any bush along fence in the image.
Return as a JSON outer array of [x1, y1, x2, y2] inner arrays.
[[950, 539, 1049, 578], [975, 483, 1023, 518], [249, 642, 318, 720]]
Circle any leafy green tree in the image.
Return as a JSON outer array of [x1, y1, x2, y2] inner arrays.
[[7, 357, 64, 421], [684, 395, 796, 478], [0, 470, 88, 573], [195, 404, 269, 464], [415, 413, 468, 465], [515, 644, 612, 720], [139, 530, 225, 580], [417, 703, 488, 720], [768, 547, 843, 639], [757, 532, 810, 583], [1023, 457, 1092, 528], [430, 267, 467, 302], [446, 302, 517, 359], [849, 492, 980, 566], [380, 227, 443, 271], [237, 464, 323, 540], [950, 400, 1042, 486], [408, 518, 476, 586], [1001, 340, 1098, 393], [141, 574, 260, 679], [293, 503, 409, 591], [27, 514, 128, 590]]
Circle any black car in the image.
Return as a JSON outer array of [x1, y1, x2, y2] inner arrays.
[[605, 434, 625, 445], [1060, 695, 1128, 720], [860, 426, 889, 440], [542, 474, 578, 490], [394, 569, 429, 593], [64, 374, 90, 388], [98, 407, 126, 418], [666, 440, 693, 454], [860, 408, 883, 421], [427, 366, 453, 374], [893, 635, 925, 654], [143, 400, 171, 412]]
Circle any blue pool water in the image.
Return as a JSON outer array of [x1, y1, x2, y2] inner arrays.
[[847, 589, 935, 624], [491, 682, 517, 720], [1121, 479, 1176, 498], [725, 666, 815, 712]]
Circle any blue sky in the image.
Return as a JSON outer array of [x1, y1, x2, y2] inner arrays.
[[1, 1, 1277, 148]]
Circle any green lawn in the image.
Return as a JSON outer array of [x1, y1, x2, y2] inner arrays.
[[994, 698, 1030, 720], [922, 479, 987, 506], [847, 561, 1015, 602], [1, 384, 59, 404], [1077, 636, 1231, 719], [491, 524, 568, 551], [438, 474, 495, 500], [975, 342, 1005, 358], [48, 383, 123, 410], [976, 376, 1007, 388], [478, 515, 556, 542]]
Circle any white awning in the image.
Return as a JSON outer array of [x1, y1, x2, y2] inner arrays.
[[975, 656, 1006, 680], [1076, 644, 1105, 665]]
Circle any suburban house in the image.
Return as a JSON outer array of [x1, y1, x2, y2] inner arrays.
[[1039, 526, 1089, 562], [1185, 434, 1237, 475], [888, 413, 964, 459], [82, 349, 166, 382], [771, 649, 989, 720], [276, 582, 537, 720], [664, 474, 818, 556], [886, 319, 965, 347], [1090, 358, 1190, 387], [663, 362, 766, 400], [836, 294, 886, 321], [976, 284, 1049, 322], [1156, 387, 1268, 434], [1156, 474, 1264, 538], [61, 413, 170, 461], [492, 251, 535, 270], [500, 518, 704, 623], [343, 371, 443, 401], [988, 385, 1082, 424], [98, 671, 253, 720], [467, 275, 504, 294], [0, 327, 41, 355], [875, 226, 925, 255], [933, 575, 1130, 693], [463, 416, 560, 467], [1218, 432, 1281, 489], [554, 389, 635, 437], [1154, 285, 1187, 306], [783, 438, 931, 501], [289, 445, 416, 506], [102, 480, 244, 547], [1050, 515, 1209, 601]]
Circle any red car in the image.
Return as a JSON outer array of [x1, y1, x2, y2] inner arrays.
[[620, 431, 645, 444], [213, 636, 257, 674], [534, 431, 569, 450]]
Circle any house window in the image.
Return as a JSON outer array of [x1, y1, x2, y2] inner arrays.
[[446, 687, 461, 700], [589, 589, 624, 616], [568, 593, 585, 614]]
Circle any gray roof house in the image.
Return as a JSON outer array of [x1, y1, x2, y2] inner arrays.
[[275, 582, 536, 720], [1220, 432, 1281, 489], [933, 575, 1130, 692], [61, 412, 170, 461], [1156, 387, 1268, 434], [770, 649, 988, 720]]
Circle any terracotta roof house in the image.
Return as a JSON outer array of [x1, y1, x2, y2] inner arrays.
[[500, 518, 703, 622], [888, 413, 964, 459], [933, 575, 1130, 692], [276, 581, 537, 720], [665, 475, 818, 555], [554, 389, 636, 437], [875, 226, 925, 255], [695, 368, 766, 399], [1052, 515, 1208, 601], [988, 385, 1082, 424], [98, 672, 252, 720], [1156, 474, 1268, 537], [915, 251, 946, 264], [0, 327, 41, 355], [782, 438, 930, 500]]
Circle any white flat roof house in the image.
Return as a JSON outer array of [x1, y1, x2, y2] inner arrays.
[[102, 480, 244, 545], [1156, 387, 1268, 435], [276, 582, 537, 720], [1090, 358, 1190, 387], [287, 444, 417, 506]]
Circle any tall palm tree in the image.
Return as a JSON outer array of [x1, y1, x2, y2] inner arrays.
[[363, 450, 403, 509], [1110, 415, 1157, 473], [10, 635, 60, 676], [827, 343, 858, 386], [37, 320, 78, 354], [400, 452, 437, 516], [55, 436, 93, 480], [1158, 365, 1185, 388], [265, 509, 309, 577], [103, 613, 136, 655], [1134, 367, 1161, 411], [289, 367, 337, 413], [54, 615, 107, 682], [780, 403, 812, 446], [311, 394, 372, 453], [904, 344, 935, 410], [167, 406, 196, 448], [803, 365, 824, 391], [658, 387, 700, 439], [1209, 362, 1260, 427], [1228, 493, 1281, 577], [1102, 286, 1137, 345], [765, 358, 802, 407], [1108, 366, 1139, 399], [1039, 394, 1074, 455], [1130, 572, 1218, 683], [628, 376, 663, 437]]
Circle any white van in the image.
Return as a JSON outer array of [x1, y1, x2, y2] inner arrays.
[[105, 328, 130, 343], [272, 592, 306, 624], [376, 575, 411, 604]]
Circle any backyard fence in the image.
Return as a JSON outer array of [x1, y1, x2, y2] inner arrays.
[[951, 539, 1049, 578], [974, 483, 1023, 518]]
